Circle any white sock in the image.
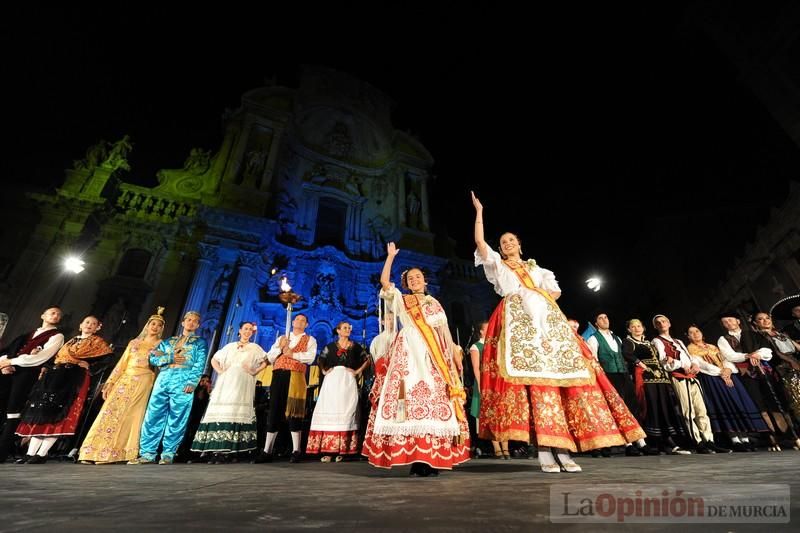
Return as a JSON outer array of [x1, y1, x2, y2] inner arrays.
[[625, 443, 632, 447], [538, 448, 555, 465], [741, 437, 750, 443], [637, 439, 647, 447], [264, 432, 277, 453], [37, 437, 57, 456], [27, 437, 43, 456], [731, 436, 741, 443], [556, 449, 576, 465], [291, 431, 301, 452]]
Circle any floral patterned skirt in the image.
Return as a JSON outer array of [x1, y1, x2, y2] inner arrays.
[[362, 355, 470, 468], [478, 298, 638, 451]]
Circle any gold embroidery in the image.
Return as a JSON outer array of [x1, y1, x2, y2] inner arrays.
[[497, 295, 594, 385]]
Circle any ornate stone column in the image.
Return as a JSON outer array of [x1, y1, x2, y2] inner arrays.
[[182, 243, 218, 317], [220, 251, 260, 345], [420, 176, 431, 232], [398, 170, 407, 226]]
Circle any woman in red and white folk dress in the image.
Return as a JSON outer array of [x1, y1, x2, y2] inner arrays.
[[472, 191, 636, 473], [363, 243, 469, 476], [306, 321, 369, 462]]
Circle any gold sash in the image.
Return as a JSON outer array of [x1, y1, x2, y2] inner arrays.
[[504, 260, 558, 305], [402, 294, 466, 425]]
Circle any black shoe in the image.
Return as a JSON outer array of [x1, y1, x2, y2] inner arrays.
[[746, 440, 758, 451], [252, 451, 273, 464], [15, 455, 33, 464], [625, 446, 642, 457], [26, 455, 47, 464], [706, 441, 731, 454], [730, 441, 749, 453], [590, 449, 601, 458], [412, 463, 437, 477], [600, 447, 612, 457], [695, 442, 714, 454], [639, 445, 659, 456], [289, 451, 302, 463]]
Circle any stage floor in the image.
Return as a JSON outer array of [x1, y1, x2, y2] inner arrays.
[[2, 452, 797, 532]]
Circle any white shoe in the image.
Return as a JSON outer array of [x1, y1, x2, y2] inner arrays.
[[539, 462, 561, 473], [670, 446, 692, 455], [560, 461, 582, 473]]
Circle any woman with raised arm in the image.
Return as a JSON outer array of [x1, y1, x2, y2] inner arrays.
[[362, 242, 469, 476], [471, 191, 633, 473]]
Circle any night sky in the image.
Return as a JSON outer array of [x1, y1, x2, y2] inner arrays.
[[5, 5, 800, 334]]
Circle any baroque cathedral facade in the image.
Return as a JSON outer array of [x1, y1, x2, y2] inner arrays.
[[0, 67, 495, 352]]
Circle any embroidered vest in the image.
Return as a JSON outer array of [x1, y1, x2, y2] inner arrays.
[[657, 336, 697, 380], [273, 334, 311, 372]]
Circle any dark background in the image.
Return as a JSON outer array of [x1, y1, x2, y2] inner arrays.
[[3, 3, 799, 334]]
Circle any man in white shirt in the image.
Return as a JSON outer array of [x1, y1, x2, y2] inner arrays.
[[586, 312, 642, 457], [0, 307, 65, 462], [717, 311, 790, 441], [652, 314, 729, 454], [254, 314, 317, 464]]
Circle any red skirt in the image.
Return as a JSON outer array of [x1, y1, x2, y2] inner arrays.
[[478, 299, 643, 451], [362, 356, 470, 469], [16, 371, 91, 437], [306, 430, 360, 455]]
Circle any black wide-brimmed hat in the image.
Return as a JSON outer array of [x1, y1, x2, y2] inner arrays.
[[769, 294, 800, 321], [719, 310, 742, 321]]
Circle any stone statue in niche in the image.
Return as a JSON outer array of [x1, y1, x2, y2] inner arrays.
[[210, 265, 233, 305], [244, 150, 266, 180], [183, 148, 211, 173], [309, 261, 341, 311], [406, 189, 421, 229]]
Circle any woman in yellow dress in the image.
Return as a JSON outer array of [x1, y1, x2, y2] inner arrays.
[[78, 308, 165, 464]]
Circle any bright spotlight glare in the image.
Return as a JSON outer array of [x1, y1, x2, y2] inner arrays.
[[585, 277, 602, 292], [64, 257, 85, 274]]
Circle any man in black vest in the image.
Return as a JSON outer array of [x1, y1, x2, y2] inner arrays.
[[652, 314, 729, 454], [0, 307, 65, 462], [717, 311, 789, 449]]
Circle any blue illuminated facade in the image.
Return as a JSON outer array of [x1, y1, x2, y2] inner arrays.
[[1, 67, 496, 353]]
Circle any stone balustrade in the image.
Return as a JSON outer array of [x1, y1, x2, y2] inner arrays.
[[115, 185, 198, 221]]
